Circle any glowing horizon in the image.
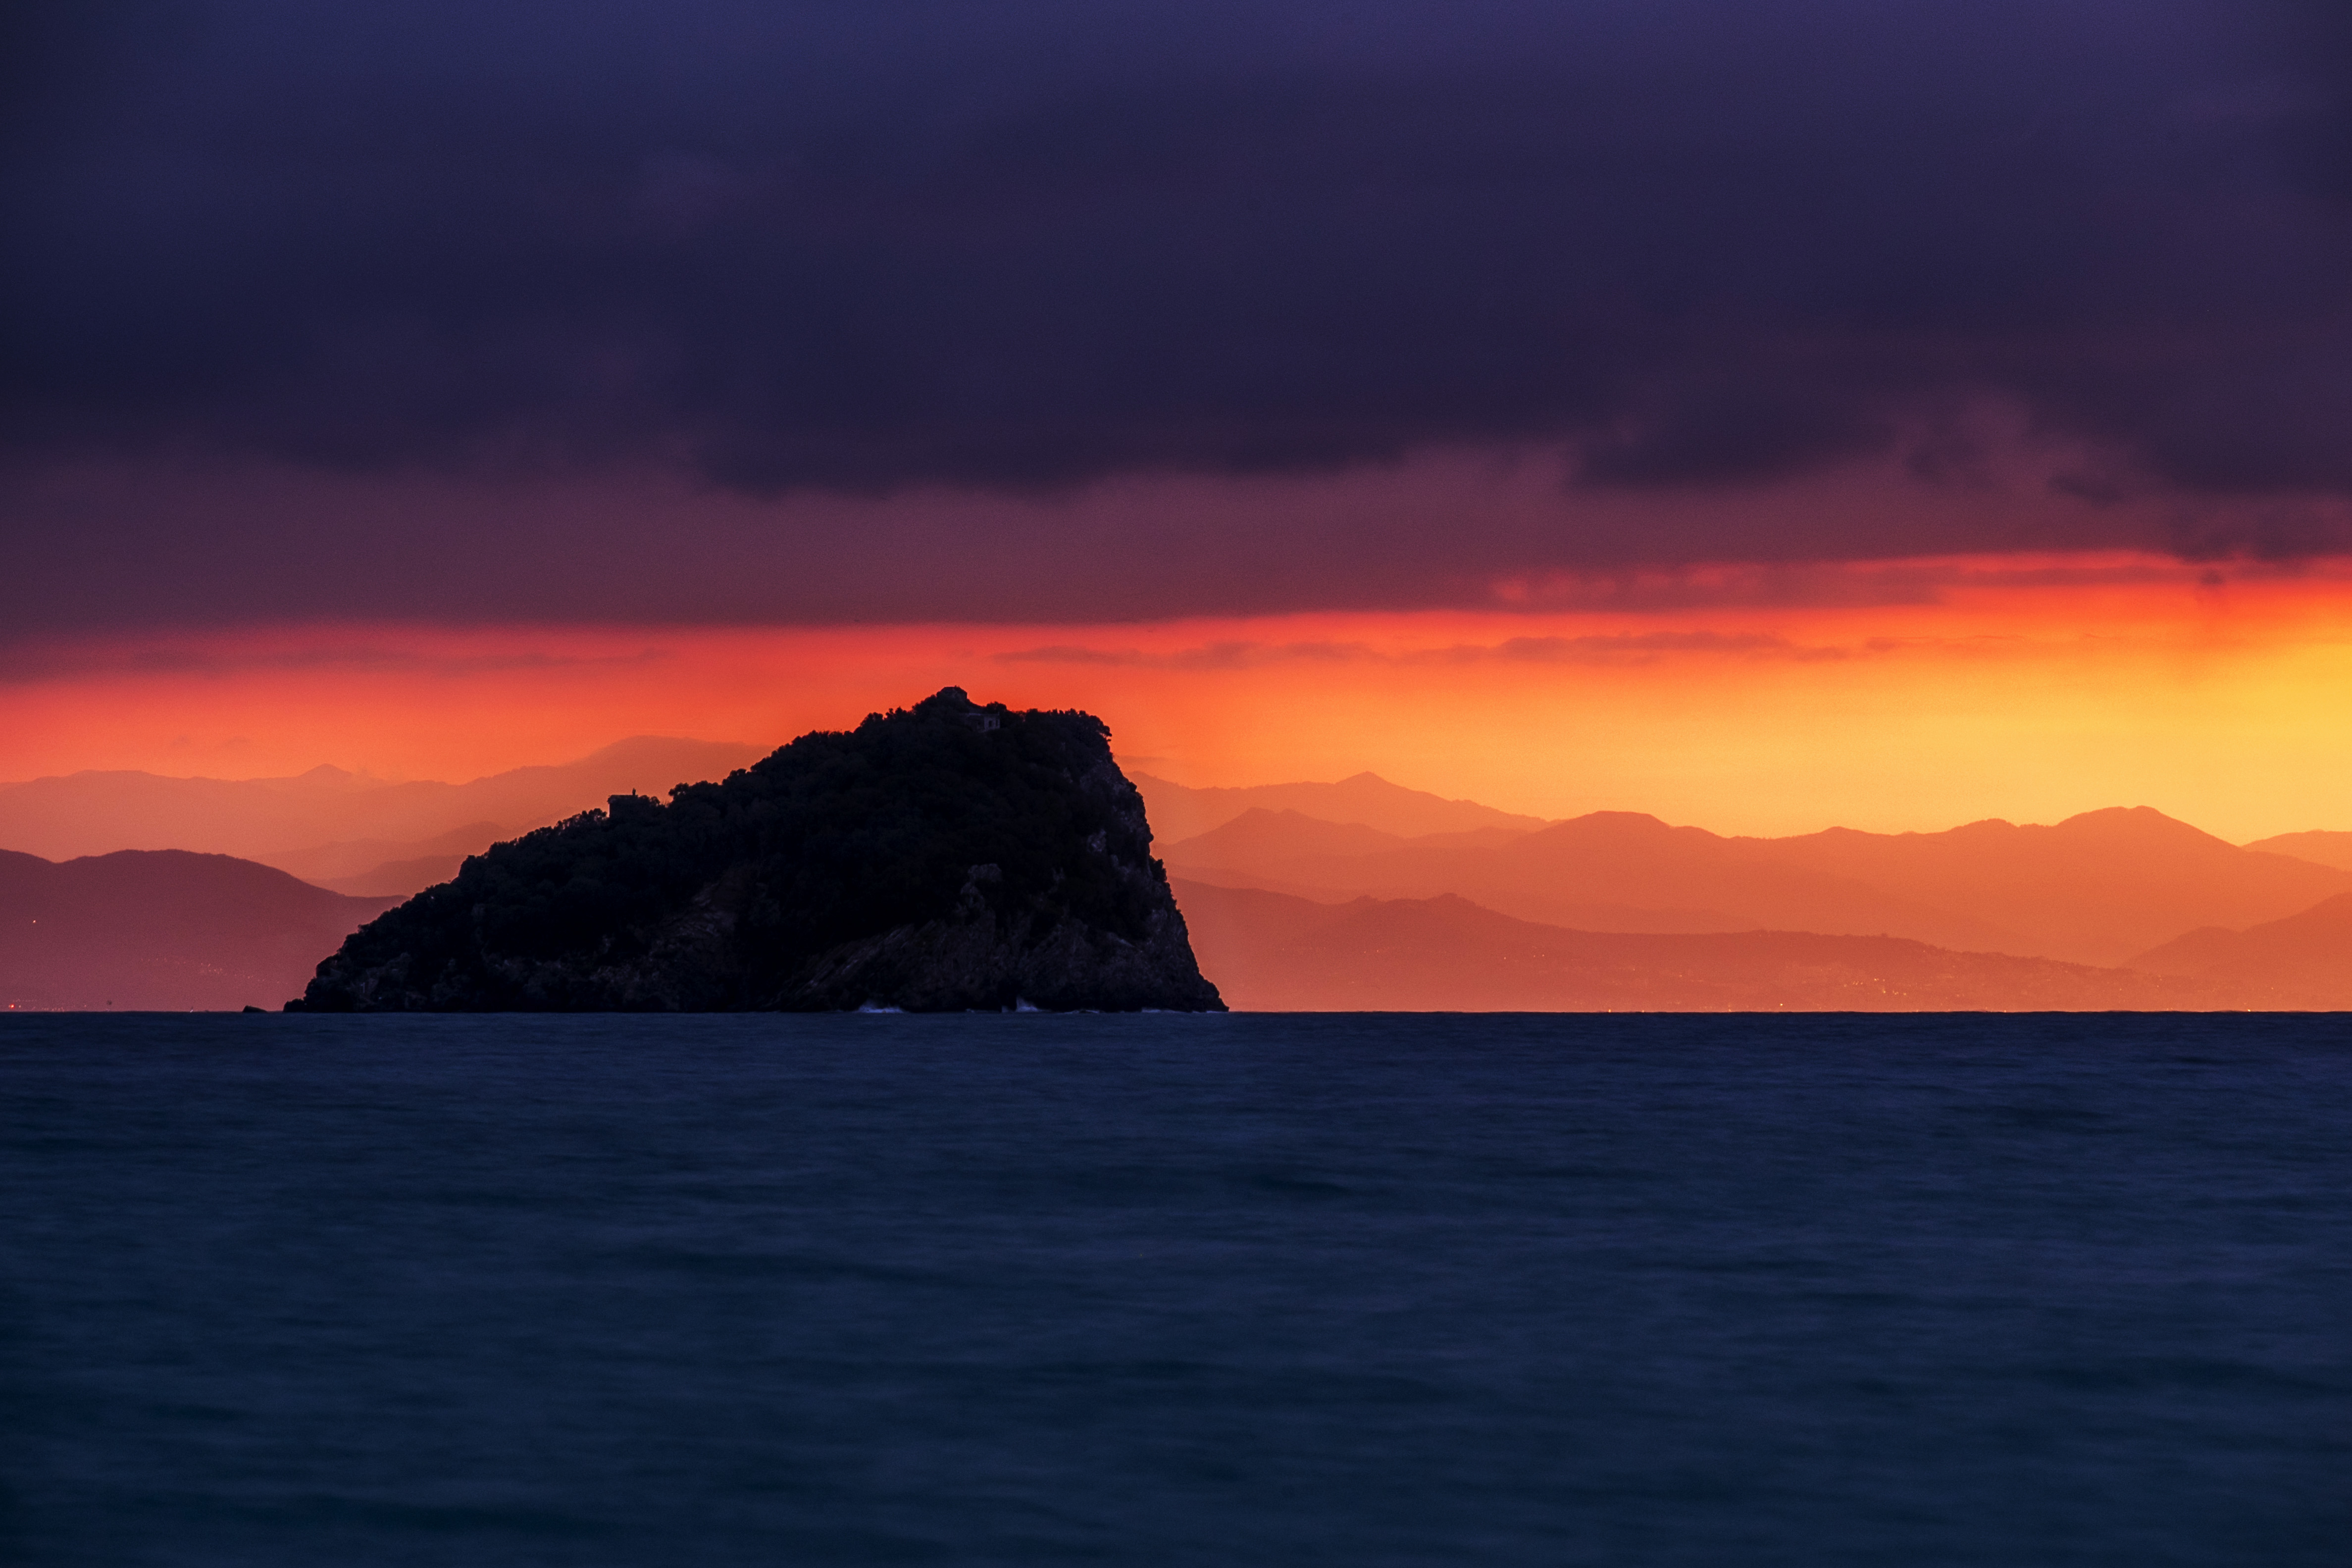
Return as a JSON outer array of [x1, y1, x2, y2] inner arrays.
[[8, 549, 2352, 845]]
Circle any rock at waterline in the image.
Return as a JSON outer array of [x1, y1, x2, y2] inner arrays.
[[289, 689, 1224, 1012]]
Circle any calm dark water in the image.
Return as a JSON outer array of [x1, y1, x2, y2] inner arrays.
[[2, 1014, 2347, 1567]]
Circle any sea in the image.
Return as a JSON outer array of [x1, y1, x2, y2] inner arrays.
[[1, 1013, 2346, 1567]]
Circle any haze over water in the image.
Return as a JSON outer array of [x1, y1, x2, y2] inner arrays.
[[4, 1012, 2345, 1566]]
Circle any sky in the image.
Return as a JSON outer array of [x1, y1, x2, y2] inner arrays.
[[6, 0, 2352, 836]]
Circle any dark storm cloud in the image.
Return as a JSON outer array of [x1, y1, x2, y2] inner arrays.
[[4, 0, 2352, 632], [4, 0, 2347, 487]]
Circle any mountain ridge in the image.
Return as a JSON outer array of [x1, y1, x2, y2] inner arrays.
[[1, 849, 393, 1011], [2243, 830, 2352, 873], [0, 738, 767, 866], [1162, 801, 2351, 966], [2128, 892, 2352, 1008], [1168, 880, 2197, 1012], [1127, 770, 1550, 843], [12, 750, 2348, 1011]]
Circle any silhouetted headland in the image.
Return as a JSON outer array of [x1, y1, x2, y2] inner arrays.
[[290, 690, 1224, 1012]]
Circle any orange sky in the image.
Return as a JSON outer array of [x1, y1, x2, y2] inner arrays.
[[7, 550, 2352, 843]]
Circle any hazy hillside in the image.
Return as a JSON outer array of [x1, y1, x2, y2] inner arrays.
[[1742, 809, 2351, 964], [0, 850, 393, 1011], [1164, 809, 2031, 954], [1170, 880, 2187, 1012], [2243, 830, 2352, 873], [263, 822, 507, 895], [1163, 806, 2352, 966], [2129, 893, 2352, 1009], [0, 738, 765, 867], [1128, 771, 1549, 843], [1164, 809, 1534, 868], [12, 741, 2344, 1012]]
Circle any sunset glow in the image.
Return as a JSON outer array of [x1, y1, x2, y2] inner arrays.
[[15, 7, 2352, 1557], [11, 551, 2351, 842]]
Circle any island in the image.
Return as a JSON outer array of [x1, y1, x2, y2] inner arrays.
[[289, 689, 1225, 1012]]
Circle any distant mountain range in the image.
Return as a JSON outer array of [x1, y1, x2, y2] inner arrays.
[[0, 851, 392, 1011], [0, 737, 766, 896], [1127, 771, 1549, 842], [1171, 881, 2182, 1011], [2130, 893, 2352, 1009], [2242, 831, 2352, 873], [1161, 804, 2352, 967], [4, 756, 2347, 1011], [264, 823, 511, 897], [1172, 880, 2352, 1012]]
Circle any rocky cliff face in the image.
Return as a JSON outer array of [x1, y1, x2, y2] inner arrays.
[[291, 690, 1224, 1012]]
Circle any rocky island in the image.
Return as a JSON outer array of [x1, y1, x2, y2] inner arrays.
[[290, 690, 1224, 1012]]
